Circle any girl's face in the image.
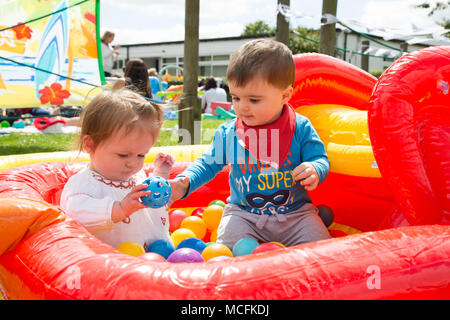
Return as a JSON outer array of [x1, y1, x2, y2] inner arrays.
[[229, 77, 293, 127], [84, 120, 155, 182]]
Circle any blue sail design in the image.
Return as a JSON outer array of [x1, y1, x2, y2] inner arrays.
[[35, 0, 69, 98]]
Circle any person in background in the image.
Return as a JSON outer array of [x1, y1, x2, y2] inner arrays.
[[148, 68, 167, 102], [113, 58, 152, 99], [200, 77, 227, 114], [101, 31, 120, 77]]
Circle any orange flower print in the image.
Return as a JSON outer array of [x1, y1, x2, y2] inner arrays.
[[13, 22, 33, 40], [38, 83, 71, 106]]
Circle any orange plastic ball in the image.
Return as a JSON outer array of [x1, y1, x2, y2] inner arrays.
[[171, 228, 196, 248], [201, 243, 233, 261], [210, 229, 218, 242], [202, 205, 223, 231], [180, 216, 207, 239]]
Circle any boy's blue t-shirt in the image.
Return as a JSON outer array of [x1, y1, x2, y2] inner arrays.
[[180, 114, 329, 215]]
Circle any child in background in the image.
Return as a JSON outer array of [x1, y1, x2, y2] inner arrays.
[[169, 39, 331, 249], [60, 89, 174, 250]]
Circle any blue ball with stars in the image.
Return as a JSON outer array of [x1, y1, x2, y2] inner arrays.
[[140, 176, 172, 208]]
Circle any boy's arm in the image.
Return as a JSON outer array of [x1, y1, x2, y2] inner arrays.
[[300, 120, 330, 184], [173, 126, 228, 199]]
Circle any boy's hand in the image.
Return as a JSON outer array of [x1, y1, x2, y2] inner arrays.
[[167, 176, 190, 207], [153, 152, 174, 179], [111, 184, 150, 223], [292, 162, 319, 191]]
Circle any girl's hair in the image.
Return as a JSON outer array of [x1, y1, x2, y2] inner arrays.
[[124, 58, 152, 98], [204, 77, 218, 91], [101, 31, 115, 43], [226, 38, 295, 89], [79, 88, 163, 151]]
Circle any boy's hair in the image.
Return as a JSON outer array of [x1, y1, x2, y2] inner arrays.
[[79, 88, 163, 151], [227, 38, 295, 89]]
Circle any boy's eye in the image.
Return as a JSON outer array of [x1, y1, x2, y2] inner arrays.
[[250, 99, 260, 103], [231, 96, 240, 102]]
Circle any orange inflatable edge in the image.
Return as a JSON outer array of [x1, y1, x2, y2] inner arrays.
[[0, 197, 66, 256]]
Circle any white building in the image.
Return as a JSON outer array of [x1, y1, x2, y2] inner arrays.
[[112, 31, 447, 78]]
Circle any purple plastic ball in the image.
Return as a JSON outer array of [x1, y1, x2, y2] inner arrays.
[[167, 248, 204, 263]]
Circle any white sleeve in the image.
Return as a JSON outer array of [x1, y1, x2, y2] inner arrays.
[[61, 192, 115, 235]]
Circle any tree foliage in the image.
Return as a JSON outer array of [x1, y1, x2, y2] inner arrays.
[[241, 21, 320, 54], [416, 1, 450, 37]]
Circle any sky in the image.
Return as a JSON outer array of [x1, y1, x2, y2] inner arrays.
[[99, 0, 450, 45]]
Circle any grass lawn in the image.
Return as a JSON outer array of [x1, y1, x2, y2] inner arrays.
[[0, 119, 228, 156]]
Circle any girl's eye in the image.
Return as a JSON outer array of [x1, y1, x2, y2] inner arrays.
[[138, 154, 145, 158], [118, 154, 128, 158]]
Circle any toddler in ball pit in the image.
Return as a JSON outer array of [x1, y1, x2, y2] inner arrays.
[[60, 88, 174, 250], [170, 39, 331, 250]]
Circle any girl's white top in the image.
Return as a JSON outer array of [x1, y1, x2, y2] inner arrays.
[[60, 167, 172, 250]]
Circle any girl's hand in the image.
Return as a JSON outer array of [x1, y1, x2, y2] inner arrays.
[[111, 184, 150, 223], [167, 176, 190, 207], [153, 152, 174, 179], [292, 162, 319, 191]]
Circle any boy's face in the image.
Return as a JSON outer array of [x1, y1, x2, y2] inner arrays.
[[84, 120, 155, 182], [229, 77, 293, 127]]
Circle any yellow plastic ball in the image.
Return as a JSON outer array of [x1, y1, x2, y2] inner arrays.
[[116, 241, 145, 257], [271, 241, 285, 248], [202, 205, 223, 231], [171, 228, 196, 248], [180, 216, 207, 239], [201, 243, 233, 261]]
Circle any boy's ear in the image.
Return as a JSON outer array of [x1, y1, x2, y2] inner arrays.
[[82, 135, 94, 153], [282, 86, 293, 104]]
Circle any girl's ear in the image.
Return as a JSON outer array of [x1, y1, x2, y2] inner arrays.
[[82, 135, 94, 154], [282, 86, 293, 104]]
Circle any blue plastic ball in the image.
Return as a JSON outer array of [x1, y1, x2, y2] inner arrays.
[[177, 237, 207, 254], [232, 237, 260, 257], [140, 176, 172, 208], [147, 239, 175, 259]]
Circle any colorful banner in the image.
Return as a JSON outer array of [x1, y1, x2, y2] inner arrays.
[[0, 0, 103, 108]]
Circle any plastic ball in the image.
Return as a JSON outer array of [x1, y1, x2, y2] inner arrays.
[[207, 256, 232, 262], [147, 239, 175, 259], [171, 228, 196, 248], [208, 200, 226, 207], [252, 242, 284, 254], [140, 176, 172, 208], [167, 248, 204, 263], [138, 252, 166, 262], [180, 216, 207, 239], [176, 237, 207, 254], [210, 229, 218, 242], [190, 207, 205, 218], [201, 243, 233, 261], [168, 209, 189, 233], [1, 120, 10, 128], [13, 120, 25, 129], [117, 241, 145, 257], [232, 237, 260, 256], [202, 205, 223, 231], [271, 241, 285, 248]]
